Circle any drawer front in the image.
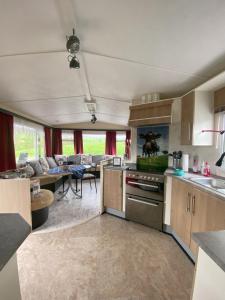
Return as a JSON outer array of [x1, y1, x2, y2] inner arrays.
[[125, 195, 163, 231]]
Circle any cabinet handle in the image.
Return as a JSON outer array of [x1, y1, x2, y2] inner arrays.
[[192, 195, 196, 215], [187, 192, 191, 212], [188, 123, 191, 142]]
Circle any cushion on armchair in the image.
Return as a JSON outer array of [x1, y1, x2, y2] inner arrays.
[[28, 160, 44, 176], [46, 157, 58, 169], [39, 157, 49, 172], [68, 155, 81, 165], [54, 155, 68, 165]]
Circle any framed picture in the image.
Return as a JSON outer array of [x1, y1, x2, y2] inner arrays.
[[113, 157, 122, 167]]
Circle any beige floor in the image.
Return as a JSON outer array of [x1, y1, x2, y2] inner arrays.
[[17, 214, 194, 300]]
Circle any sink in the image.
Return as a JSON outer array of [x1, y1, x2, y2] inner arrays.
[[190, 177, 225, 190]]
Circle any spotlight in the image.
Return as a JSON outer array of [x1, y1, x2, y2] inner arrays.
[[68, 55, 80, 69], [66, 28, 80, 54], [91, 114, 97, 124]]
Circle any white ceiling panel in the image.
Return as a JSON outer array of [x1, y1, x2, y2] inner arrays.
[[0, 52, 84, 102], [0, 0, 66, 55], [84, 53, 206, 100], [74, 0, 225, 77], [1, 1, 225, 126]]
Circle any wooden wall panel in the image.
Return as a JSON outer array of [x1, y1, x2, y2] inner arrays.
[[0, 179, 31, 225], [128, 99, 173, 127], [214, 86, 225, 112]]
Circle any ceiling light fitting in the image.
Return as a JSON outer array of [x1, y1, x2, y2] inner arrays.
[[66, 28, 80, 69], [91, 114, 97, 124]]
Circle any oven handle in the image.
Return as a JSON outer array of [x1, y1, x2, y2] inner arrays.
[[127, 197, 159, 207], [127, 181, 159, 189]]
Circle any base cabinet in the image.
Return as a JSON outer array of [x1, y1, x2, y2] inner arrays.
[[103, 169, 123, 211], [171, 178, 225, 256]]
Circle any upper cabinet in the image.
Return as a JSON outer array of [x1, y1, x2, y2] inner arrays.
[[181, 91, 214, 146], [128, 99, 173, 127]]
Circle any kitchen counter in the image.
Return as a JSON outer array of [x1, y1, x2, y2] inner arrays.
[[193, 230, 225, 272], [0, 213, 31, 271], [165, 169, 225, 202]]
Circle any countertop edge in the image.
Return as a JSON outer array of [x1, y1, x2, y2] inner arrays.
[[192, 231, 225, 272], [0, 213, 31, 271]]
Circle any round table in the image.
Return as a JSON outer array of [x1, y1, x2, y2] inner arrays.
[[31, 189, 54, 229]]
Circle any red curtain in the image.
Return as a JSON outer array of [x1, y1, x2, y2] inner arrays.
[[74, 130, 83, 154], [125, 130, 131, 159], [44, 127, 52, 157], [0, 112, 16, 171], [52, 128, 62, 155], [105, 131, 116, 155]]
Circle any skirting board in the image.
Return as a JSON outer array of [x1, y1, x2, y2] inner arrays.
[[105, 208, 125, 218], [163, 224, 196, 263]]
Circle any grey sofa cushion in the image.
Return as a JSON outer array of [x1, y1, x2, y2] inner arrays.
[[39, 157, 49, 172], [81, 155, 92, 165], [28, 160, 43, 176], [54, 155, 68, 165], [92, 155, 105, 164], [19, 165, 35, 178], [46, 157, 58, 169], [68, 155, 81, 165]]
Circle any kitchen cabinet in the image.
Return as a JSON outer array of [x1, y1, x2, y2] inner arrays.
[[171, 178, 225, 256], [103, 168, 123, 211], [181, 91, 213, 146], [171, 178, 192, 246]]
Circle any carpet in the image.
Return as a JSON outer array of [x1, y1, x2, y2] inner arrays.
[[33, 179, 101, 234]]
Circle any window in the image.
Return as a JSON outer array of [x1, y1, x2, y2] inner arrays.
[[83, 132, 106, 155], [116, 132, 126, 156], [14, 118, 45, 161], [62, 131, 74, 155]]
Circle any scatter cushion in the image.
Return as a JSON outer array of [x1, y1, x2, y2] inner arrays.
[[39, 157, 49, 173], [46, 157, 58, 169], [28, 160, 44, 176], [54, 155, 68, 165], [81, 155, 92, 165], [68, 155, 81, 165], [19, 165, 35, 178], [92, 155, 105, 164]]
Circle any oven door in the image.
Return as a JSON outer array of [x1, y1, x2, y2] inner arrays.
[[126, 179, 164, 201], [125, 194, 163, 231]]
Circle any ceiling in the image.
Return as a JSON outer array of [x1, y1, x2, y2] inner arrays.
[[1, 0, 225, 126]]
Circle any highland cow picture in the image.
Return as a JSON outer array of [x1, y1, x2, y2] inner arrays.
[[137, 125, 169, 172]]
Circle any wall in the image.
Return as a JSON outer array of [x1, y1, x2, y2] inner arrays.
[[169, 98, 225, 176], [131, 98, 225, 176]]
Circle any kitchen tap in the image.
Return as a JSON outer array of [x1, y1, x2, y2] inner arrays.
[[215, 152, 225, 167]]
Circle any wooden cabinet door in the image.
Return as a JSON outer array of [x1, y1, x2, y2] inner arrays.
[[181, 92, 194, 145], [171, 178, 192, 247], [189, 188, 209, 255], [190, 189, 225, 255], [103, 169, 123, 211]]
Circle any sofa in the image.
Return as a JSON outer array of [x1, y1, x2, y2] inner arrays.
[[0, 154, 113, 189]]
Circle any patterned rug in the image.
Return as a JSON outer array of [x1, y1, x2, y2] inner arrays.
[[33, 179, 101, 234]]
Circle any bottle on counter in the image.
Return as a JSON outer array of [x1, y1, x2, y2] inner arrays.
[[203, 162, 211, 177], [192, 159, 199, 173], [200, 161, 205, 175]]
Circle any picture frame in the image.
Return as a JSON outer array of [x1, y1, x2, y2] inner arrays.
[[113, 157, 122, 167]]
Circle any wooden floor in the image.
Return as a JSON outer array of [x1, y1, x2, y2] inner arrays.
[[17, 214, 194, 300]]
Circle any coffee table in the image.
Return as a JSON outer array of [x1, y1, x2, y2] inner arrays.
[[48, 165, 87, 200]]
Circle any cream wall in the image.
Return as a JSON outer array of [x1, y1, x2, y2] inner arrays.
[[169, 98, 224, 176], [131, 99, 225, 176]]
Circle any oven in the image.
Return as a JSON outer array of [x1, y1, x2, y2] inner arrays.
[[125, 171, 164, 231]]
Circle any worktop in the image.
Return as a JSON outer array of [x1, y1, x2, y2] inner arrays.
[[165, 169, 225, 202], [0, 213, 31, 271], [193, 230, 225, 272]]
